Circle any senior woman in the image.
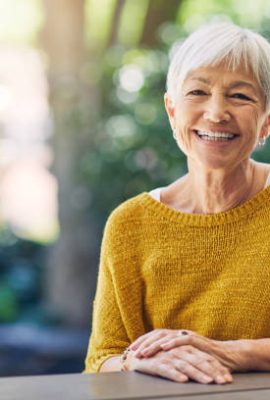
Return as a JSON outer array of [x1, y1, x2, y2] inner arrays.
[[84, 22, 270, 385]]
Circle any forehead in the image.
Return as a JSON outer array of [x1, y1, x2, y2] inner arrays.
[[183, 65, 260, 92]]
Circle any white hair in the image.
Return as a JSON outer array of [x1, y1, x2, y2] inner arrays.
[[166, 22, 270, 112]]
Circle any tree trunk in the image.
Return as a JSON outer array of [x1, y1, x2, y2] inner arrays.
[[42, 0, 99, 327], [108, 0, 127, 47], [140, 0, 181, 47]]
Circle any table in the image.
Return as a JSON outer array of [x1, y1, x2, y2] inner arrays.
[[0, 371, 270, 400]]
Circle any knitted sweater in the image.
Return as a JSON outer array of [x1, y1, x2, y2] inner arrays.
[[84, 187, 270, 373]]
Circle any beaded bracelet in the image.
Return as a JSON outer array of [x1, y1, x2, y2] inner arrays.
[[121, 347, 131, 371]]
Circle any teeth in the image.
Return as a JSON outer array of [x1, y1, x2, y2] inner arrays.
[[197, 130, 235, 139], [197, 131, 235, 140]]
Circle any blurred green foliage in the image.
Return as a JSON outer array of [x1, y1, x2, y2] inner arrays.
[[0, 229, 43, 322], [82, 40, 186, 224]]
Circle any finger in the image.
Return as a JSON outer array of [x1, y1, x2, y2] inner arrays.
[[178, 349, 232, 384], [134, 331, 169, 357], [161, 334, 211, 354], [135, 336, 162, 357], [139, 337, 176, 358], [161, 333, 202, 351], [175, 359, 213, 384], [161, 337, 188, 350], [162, 337, 233, 383], [205, 357, 233, 384], [130, 332, 154, 351], [141, 331, 191, 357], [136, 359, 189, 383], [131, 329, 188, 352], [131, 330, 170, 351], [156, 364, 189, 383], [195, 359, 231, 384], [181, 347, 232, 382]]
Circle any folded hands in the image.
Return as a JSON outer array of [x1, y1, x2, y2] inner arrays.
[[124, 329, 250, 384]]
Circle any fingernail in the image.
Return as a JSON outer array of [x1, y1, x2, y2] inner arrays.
[[216, 375, 225, 384], [180, 376, 188, 383], [203, 376, 213, 383], [225, 374, 233, 382]]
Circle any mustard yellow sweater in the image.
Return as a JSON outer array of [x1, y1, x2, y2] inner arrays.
[[85, 188, 270, 373]]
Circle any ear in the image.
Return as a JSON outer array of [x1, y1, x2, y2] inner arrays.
[[164, 93, 176, 131], [260, 115, 270, 138]]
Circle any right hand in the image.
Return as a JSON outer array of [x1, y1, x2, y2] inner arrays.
[[125, 346, 233, 384]]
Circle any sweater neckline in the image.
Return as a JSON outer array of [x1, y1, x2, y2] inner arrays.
[[141, 185, 270, 226]]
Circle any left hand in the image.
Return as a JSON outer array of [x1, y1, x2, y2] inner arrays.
[[125, 345, 232, 384], [130, 329, 247, 372]]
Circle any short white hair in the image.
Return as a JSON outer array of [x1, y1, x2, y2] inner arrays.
[[166, 22, 270, 112]]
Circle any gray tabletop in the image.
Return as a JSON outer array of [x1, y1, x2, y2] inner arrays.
[[0, 371, 270, 400]]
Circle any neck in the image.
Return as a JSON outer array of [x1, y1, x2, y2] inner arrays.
[[178, 160, 257, 214]]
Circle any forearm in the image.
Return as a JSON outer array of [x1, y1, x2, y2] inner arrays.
[[237, 339, 270, 371], [100, 356, 122, 372]]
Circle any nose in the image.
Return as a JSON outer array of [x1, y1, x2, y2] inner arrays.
[[203, 95, 230, 124]]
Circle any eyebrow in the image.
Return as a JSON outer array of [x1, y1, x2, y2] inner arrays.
[[190, 77, 210, 84], [228, 81, 257, 91], [190, 77, 257, 92]]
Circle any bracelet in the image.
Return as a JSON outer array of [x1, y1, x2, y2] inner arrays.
[[121, 347, 131, 371]]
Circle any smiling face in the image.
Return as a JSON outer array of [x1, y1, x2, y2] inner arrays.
[[165, 65, 270, 171]]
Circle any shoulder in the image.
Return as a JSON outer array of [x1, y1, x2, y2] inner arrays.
[[100, 193, 150, 262], [109, 192, 147, 222], [103, 192, 148, 239]]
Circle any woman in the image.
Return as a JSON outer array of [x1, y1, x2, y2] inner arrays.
[[84, 22, 270, 385]]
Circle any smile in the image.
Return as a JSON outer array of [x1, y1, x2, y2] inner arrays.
[[194, 130, 238, 141]]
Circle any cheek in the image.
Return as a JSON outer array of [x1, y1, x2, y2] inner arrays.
[[238, 109, 261, 136], [175, 105, 198, 130], [175, 117, 191, 139]]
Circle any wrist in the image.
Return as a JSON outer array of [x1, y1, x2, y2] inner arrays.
[[121, 348, 138, 371], [121, 348, 131, 371], [224, 339, 253, 372], [236, 338, 270, 371]]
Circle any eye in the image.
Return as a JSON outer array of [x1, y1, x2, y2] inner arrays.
[[231, 93, 252, 101], [188, 90, 207, 96]]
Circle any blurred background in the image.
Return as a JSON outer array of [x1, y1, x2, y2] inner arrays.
[[0, 0, 270, 377]]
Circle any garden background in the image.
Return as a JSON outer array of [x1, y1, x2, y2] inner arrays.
[[0, 0, 270, 376]]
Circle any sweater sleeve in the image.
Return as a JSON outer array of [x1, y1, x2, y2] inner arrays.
[[84, 214, 131, 373]]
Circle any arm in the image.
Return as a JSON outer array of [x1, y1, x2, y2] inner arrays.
[[129, 329, 270, 372], [161, 336, 270, 372], [84, 217, 130, 373], [234, 338, 270, 371], [100, 356, 122, 372]]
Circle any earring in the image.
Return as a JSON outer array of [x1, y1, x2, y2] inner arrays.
[[257, 136, 266, 148], [173, 129, 177, 140]]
